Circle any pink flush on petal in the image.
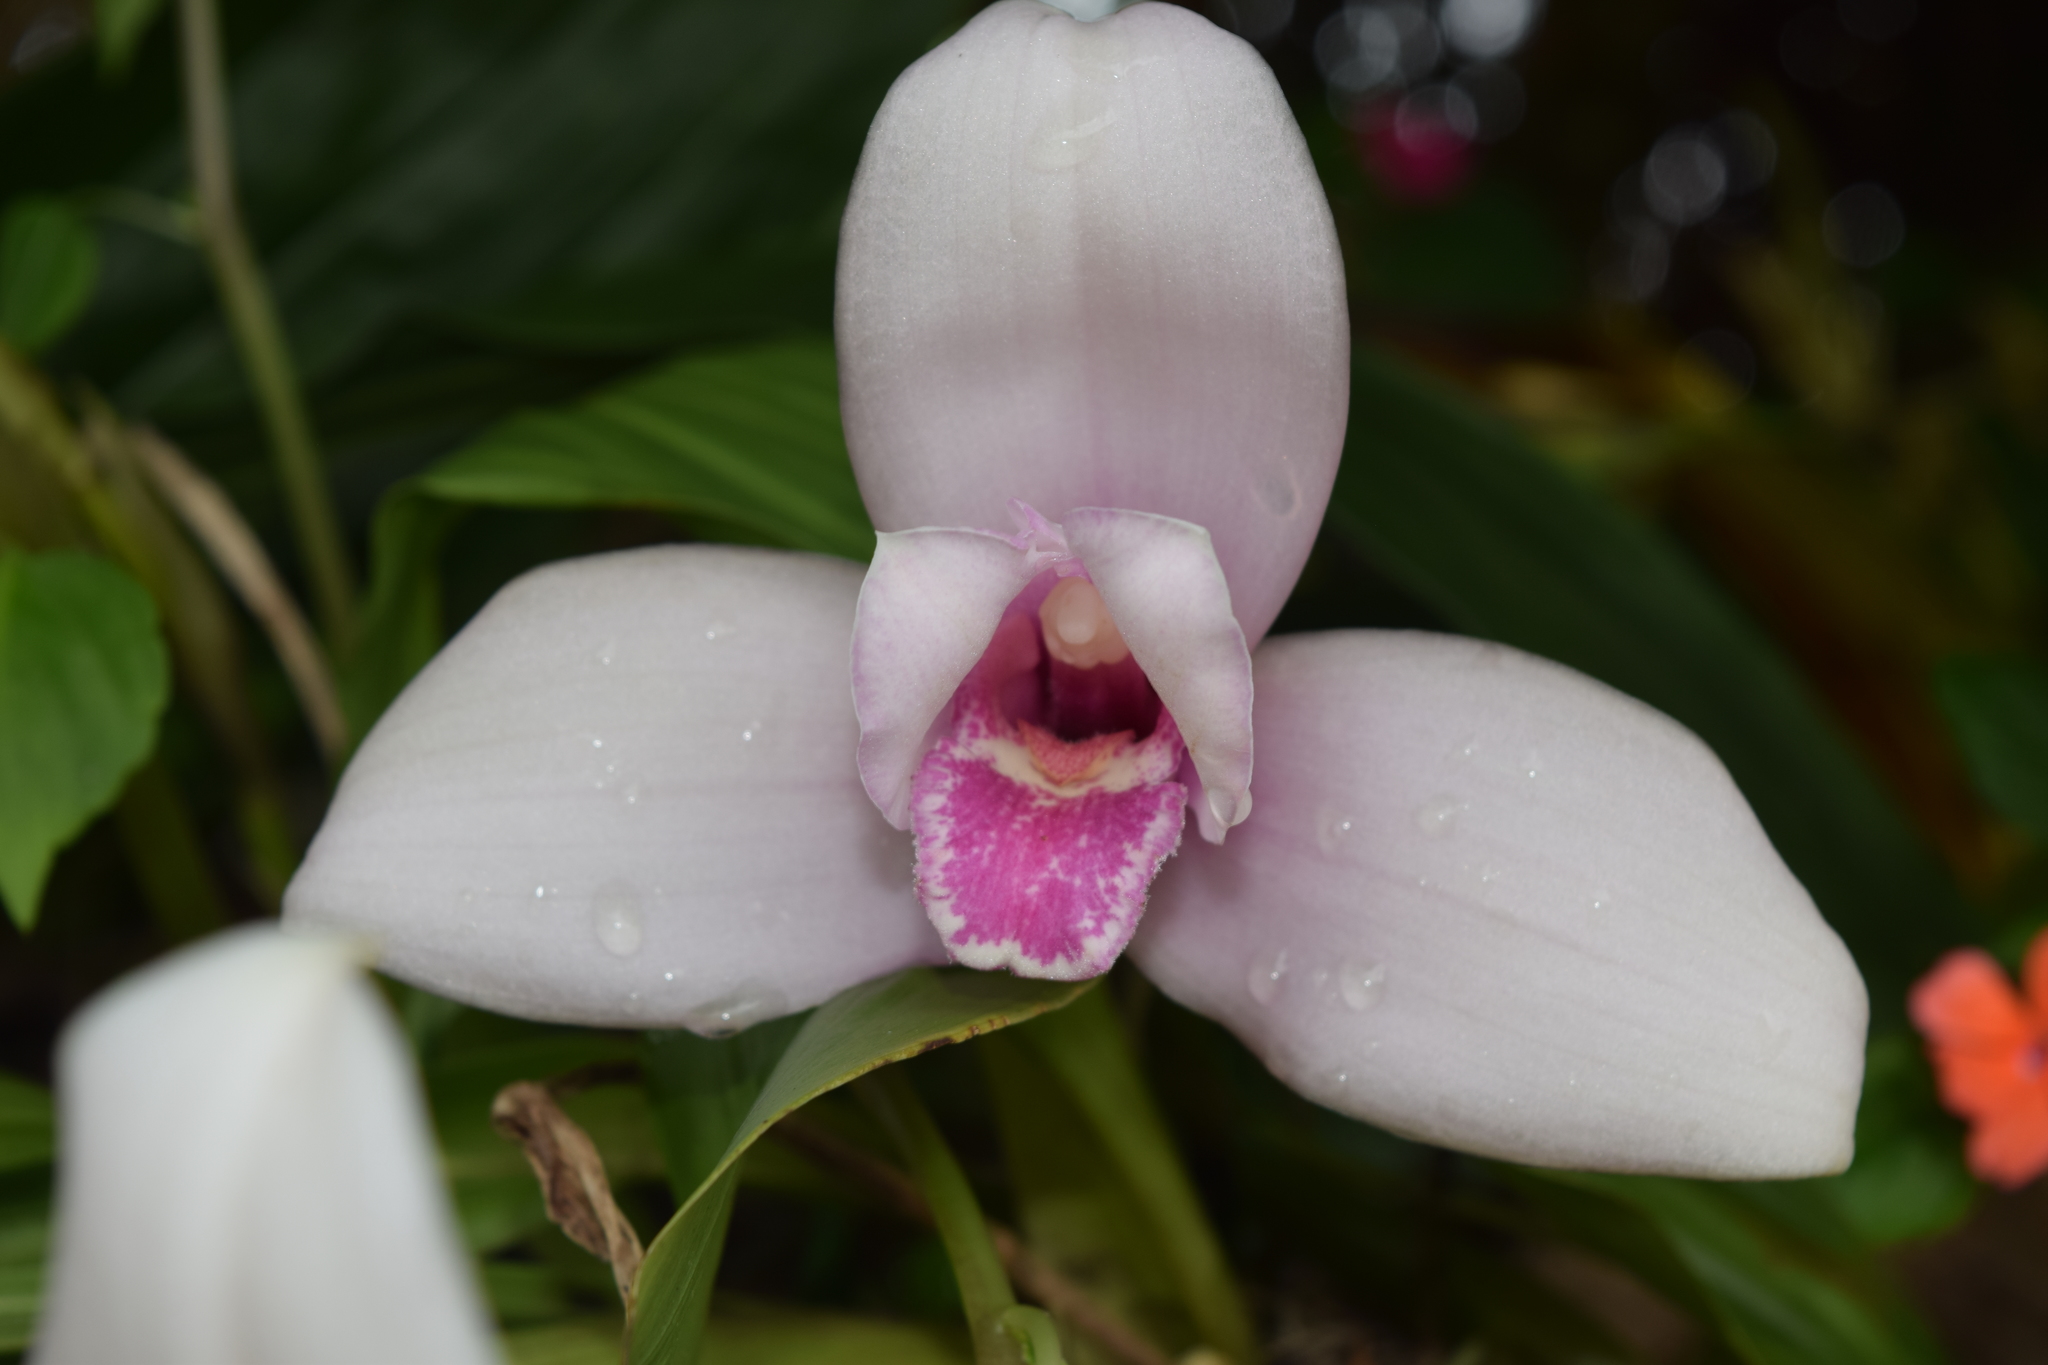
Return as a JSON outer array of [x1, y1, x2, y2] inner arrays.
[[910, 528, 1189, 980]]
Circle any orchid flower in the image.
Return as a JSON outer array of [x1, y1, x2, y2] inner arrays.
[[30, 926, 500, 1364], [285, 0, 1867, 1177]]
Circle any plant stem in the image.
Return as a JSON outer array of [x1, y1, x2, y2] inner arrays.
[[856, 1068, 1032, 1365], [129, 425, 348, 766], [774, 1112, 1168, 1365], [176, 0, 357, 653]]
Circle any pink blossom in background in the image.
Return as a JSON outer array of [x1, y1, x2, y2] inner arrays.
[[1357, 98, 1476, 203]]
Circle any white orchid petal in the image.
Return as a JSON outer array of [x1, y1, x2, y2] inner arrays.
[[1132, 632, 1868, 1178], [853, 528, 1038, 828], [285, 546, 945, 1033], [1064, 508, 1252, 840], [837, 0, 1348, 644], [31, 926, 499, 1365]]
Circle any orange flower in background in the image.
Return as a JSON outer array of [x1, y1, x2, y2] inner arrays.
[[1910, 933, 2048, 1189]]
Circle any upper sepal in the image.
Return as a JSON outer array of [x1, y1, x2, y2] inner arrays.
[[836, 0, 1348, 645]]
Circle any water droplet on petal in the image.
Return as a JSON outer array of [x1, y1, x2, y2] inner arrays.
[[705, 619, 736, 642], [1256, 468, 1299, 516], [1758, 1008, 1789, 1058], [1247, 948, 1289, 1005], [1521, 748, 1543, 779], [686, 982, 790, 1038], [591, 883, 644, 957], [1208, 786, 1248, 829], [1027, 90, 1116, 171], [1413, 795, 1464, 837], [1339, 958, 1386, 1012], [596, 639, 616, 666], [1315, 808, 1355, 854]]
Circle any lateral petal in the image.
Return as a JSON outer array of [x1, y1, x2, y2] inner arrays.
[[1132, 631, 1868, 1178], [31, 927, 499, 1365], [285, 546, 945, 1033], [1064, 507, 1253, 840], [837, 0, 1348, 645], [853, 527, 1038, 828]]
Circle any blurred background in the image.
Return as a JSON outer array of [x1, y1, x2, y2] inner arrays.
[[3, 0, 2048, 1361]]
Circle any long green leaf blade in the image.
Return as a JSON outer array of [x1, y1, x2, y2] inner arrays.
[[627, 969, 1090, 1365]]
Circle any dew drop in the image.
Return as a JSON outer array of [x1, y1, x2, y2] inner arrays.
[[533, 884, 549, 900], [1027, 90, 1116, 171], [596, 639, 616, 666], [1339, 958, 1386, 1012], [704, 619, 736, 642], [1413, 795, 1464, 837], [1247, 948, 1289, 1006], [740, 728, 755, 743], [622, 782, 642, 806], [590, 883, 644, 958], [1256, 468, 1299, 516], [1758, 1008, 1789, 1058], [686, 982, 790, 1039], [1521, 748, 1543, 779], [591, 736, 604, 749], [1208, 786, 1248, 829], [1315, 809, 1355, 854], [1453, 735, 1479, 761]]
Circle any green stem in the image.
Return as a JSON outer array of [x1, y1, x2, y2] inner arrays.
[[856, 1068, 1031, 1365], [1021, 988, 1258, 1364], [176, 0, 357, 653]]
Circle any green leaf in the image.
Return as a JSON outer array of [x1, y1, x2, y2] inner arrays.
[[420, 341, 871, 560], [628, 969, 1091, 1365], [1932, 654, 2048, 839], [1008, 989, 1255, 1364], [1325, 348, 1961, 1023], [12, 0, 958, 415], [92, 0, 167, 78], [1824, 1033, 1974, 1246], [0, 549, 169, 928], [643, 1015, 808, 1202], [1537, 1173, 1945, 1365], [0, 1260, 40, 1354], [0, 198, 98, 356], [338, 492, 466, 743], [0, 1075, 53, 1174]]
